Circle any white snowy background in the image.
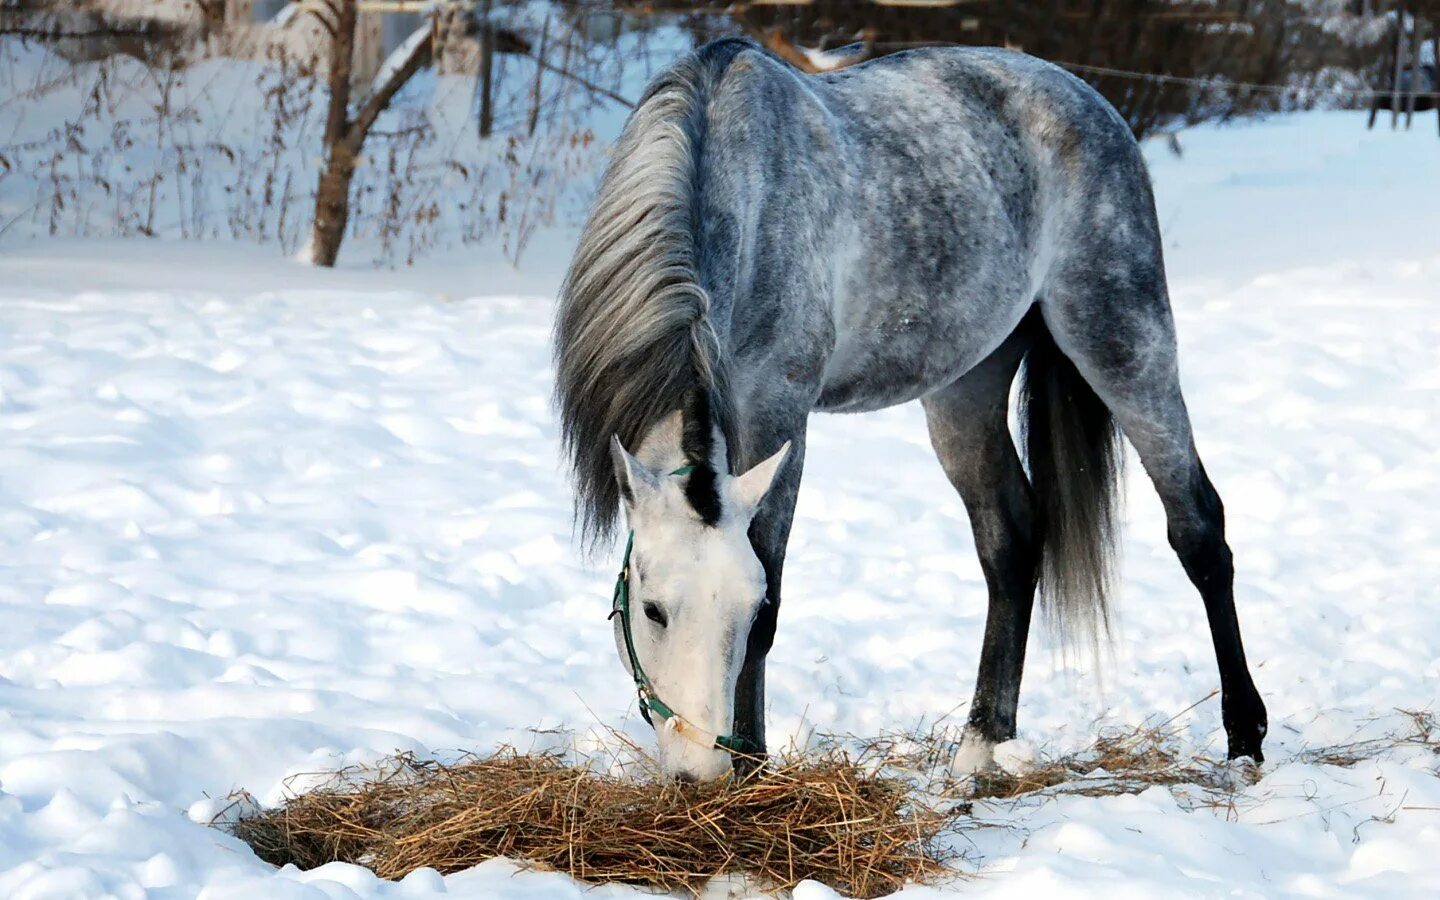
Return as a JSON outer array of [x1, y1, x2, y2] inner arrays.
[[1, 99, 1438, 898]]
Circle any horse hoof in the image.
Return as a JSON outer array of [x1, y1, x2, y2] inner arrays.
[[1226, 730, 1266, 764], [1224, 691, 1268, 763]]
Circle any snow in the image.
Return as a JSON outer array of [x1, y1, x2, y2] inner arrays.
[[1, 110, 1438, 897]]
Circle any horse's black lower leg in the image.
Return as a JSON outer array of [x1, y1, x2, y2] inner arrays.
[[1160, 457, 1267, 760], [922, 333, 1040, 769], [731, 554, 780, 773], [950, 444, 1040, 762], [732, 433, 805, 774]]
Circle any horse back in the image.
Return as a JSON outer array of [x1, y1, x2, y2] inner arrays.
[[696, 43, 1160, 414]]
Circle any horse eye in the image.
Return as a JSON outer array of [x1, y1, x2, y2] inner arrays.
[[643, 601, 668, 628]]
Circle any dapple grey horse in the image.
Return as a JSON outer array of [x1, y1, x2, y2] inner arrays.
[[554, 38, 1266, 782]]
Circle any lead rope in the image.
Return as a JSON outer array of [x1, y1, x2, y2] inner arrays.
[[609, 464, 758, 757]]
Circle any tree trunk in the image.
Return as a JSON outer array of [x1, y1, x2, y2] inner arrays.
[[306, 2, 434, 267], [310, 139, 358, 267], [310, 1, 358, 265], [309, 0, 358, 267]]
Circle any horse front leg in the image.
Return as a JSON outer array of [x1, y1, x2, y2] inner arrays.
[[732, 429, 806, 774]]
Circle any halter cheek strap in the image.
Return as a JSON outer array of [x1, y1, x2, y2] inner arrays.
[[609, 464, 758, 757]]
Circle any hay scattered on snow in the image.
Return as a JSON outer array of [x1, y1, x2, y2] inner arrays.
[[968, 724, 1234, 799], [226, 708, 1438, 896], [229, 747, 963, 898], [958, 708, 1438, 805]]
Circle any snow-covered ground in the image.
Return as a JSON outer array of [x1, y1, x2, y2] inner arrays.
[[1, 110, 1438, 898]]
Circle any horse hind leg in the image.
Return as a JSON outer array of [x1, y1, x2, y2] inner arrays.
[[922, 325, 1041, 773], [1041, 268, 1268, 761]]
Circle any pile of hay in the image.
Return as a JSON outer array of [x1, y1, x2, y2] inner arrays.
[[229, 748, 963, 898]]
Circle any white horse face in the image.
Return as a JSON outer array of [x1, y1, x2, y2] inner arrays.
[[610, 435, 789, 783]]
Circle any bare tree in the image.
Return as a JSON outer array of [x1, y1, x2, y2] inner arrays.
[[304, 0, 433, 267]]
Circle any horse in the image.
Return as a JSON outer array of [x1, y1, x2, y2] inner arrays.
[[554, 38, 1267, 783]]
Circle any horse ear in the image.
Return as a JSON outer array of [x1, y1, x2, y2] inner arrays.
[[732, 442, 791, 517], [611, 435, 661, 508]]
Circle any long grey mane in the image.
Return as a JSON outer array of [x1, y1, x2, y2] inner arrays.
[[553, 46, 741, 548]]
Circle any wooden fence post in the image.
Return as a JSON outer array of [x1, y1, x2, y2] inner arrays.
[[1391, 5, 1408, 129], [1403, 19, 1419, 127], [478, 0, 494, 139], [1433, 25, 1439, 136]]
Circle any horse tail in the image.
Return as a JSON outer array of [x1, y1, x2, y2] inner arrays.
[[1019, 316, 1126, 650], [553, 42, 747, 550]]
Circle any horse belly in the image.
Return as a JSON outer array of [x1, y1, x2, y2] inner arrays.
[[812, 178, 1038, 413], [815, 297, 1026, 413]]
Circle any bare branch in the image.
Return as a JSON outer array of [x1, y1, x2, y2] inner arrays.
[[531, 54, 634, 109], [296, 0, 340, 39], [349, 21, 434, 147]]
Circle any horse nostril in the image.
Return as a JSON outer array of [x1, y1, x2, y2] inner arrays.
[[672, 769, 699, 785]]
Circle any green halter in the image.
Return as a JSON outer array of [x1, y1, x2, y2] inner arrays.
[[610, 464, 757, 756]]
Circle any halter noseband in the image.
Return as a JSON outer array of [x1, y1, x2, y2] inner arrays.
[[610, 464, 757, 757]]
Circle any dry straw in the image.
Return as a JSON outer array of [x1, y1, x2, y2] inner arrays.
[[230, 746, 963, 898]]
